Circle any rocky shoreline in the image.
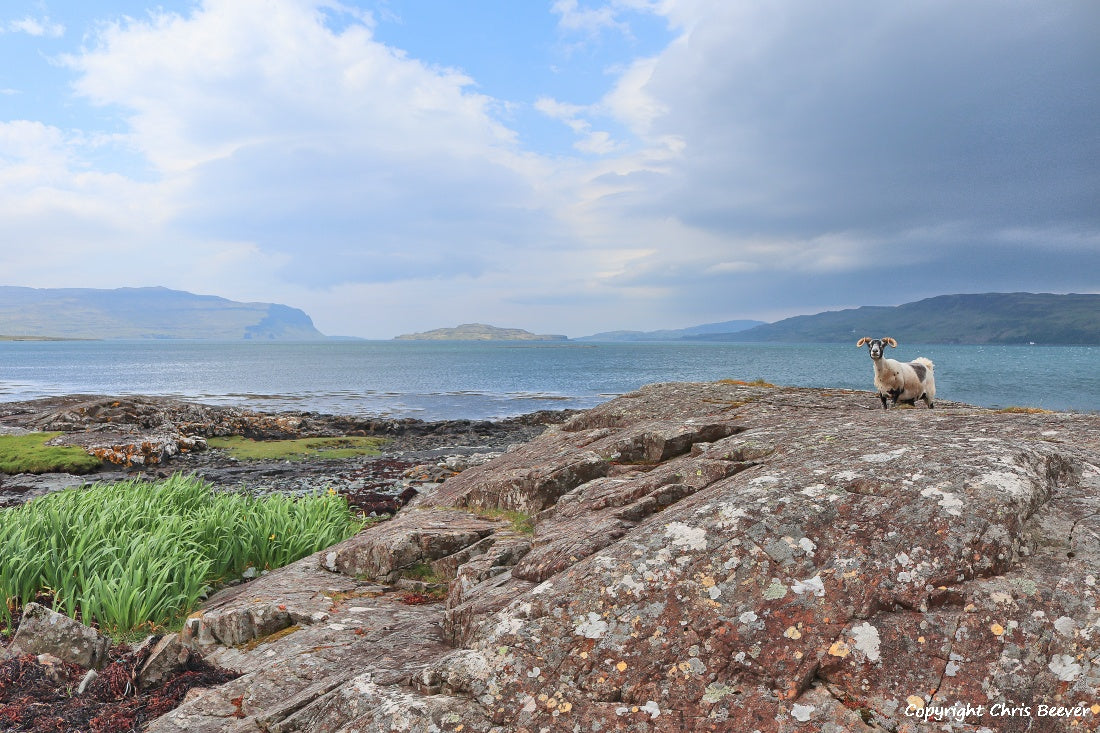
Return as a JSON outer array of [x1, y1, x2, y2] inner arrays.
[[0, 394, 575, 508], [3, 384, 1100, 731]]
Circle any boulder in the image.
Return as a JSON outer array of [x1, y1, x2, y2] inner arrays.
[[4, 602, 110, 669], [134, 633, 192, 690], [144, 383, 1100, 732]]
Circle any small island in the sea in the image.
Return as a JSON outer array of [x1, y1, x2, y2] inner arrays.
[[393, 323, 568, 341]]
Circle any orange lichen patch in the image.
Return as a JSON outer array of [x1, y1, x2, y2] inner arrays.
[[990, 623, 1005, 636], [89, 441, 164, 467]]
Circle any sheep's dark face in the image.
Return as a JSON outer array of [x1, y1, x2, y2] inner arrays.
[[857, 336, 895, 360], [862, 338, 888, 358]]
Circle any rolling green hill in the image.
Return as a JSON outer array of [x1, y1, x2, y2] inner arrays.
[[0, 286, 327, 340], [704, 293, 1099, 344]]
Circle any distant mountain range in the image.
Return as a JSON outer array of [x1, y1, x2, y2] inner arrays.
[[2, 288, 1094, 344], [394, 323, 567, 341], [575, 319, 765, 342], [703, 293, 1100, 345], [0, 286, 326, 340]]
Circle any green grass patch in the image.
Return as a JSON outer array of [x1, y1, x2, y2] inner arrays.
[[207, 435, 386, 461], [402, 562, 445, 584], [0, 432, 102, 475], [0, 473, 365, 636]]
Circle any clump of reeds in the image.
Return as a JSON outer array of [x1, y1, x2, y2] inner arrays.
[[0, 473, 364, 635]]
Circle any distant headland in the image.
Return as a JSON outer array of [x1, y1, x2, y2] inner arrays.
[[0, 286, 326, 341], [394, 323, 568, 341]]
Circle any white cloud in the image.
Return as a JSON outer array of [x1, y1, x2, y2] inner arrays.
[[7, 16, 65, 38], [552, 0, 626, 36], [535, 96, 621, 154], [2, 0, 1096, 337]]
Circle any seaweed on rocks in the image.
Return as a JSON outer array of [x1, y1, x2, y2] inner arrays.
[[0, 643, 239, 732]]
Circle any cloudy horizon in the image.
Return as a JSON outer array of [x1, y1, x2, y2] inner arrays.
[[2, 1, 1097, 338]]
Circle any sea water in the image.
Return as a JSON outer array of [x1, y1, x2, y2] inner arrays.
[[0, 340, 1095, 420]]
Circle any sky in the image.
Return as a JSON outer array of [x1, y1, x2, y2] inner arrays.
[[1, 1, 1097, 338]]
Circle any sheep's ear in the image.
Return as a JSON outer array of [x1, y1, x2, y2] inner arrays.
[[883, 337, 897, 348], [856, 337, 870, 347]]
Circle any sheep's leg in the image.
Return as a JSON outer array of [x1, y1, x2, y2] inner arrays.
[[921, 393, 934, 409], [879, 393, 889, 409]]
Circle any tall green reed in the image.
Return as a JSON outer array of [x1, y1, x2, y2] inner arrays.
[[0, 473, 364, 634]]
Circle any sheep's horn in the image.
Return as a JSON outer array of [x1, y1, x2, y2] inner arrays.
[[856, 337, 871, 347], [883, 337, 897, 347]]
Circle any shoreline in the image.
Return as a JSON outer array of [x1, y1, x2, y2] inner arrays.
[[3, 383, 1100, 731], [0, 393, 579, 509]]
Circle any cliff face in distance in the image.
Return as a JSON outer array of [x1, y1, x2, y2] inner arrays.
[[0, 286, 327, 340], [395, 323, 568, 341], [145, 381, 1100, 732]]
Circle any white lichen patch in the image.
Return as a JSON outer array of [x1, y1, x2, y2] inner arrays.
[[617, 574, 645, 595], [665, 522, 707, 552], [575, 612, 609, 639], [978, 471, 1032, 498], [921, 486, 964, 517], [832, 470, 861, 482], [800, 484, 827, 498], [791, 575, 825, 597], [791, 703, 815, 721], [749, 475, 780, 487], [861, 447, 908, 464], [739, 611, 759, 624], [1054, 616, 1077, 637], [1048, 654, 1083, 681], [851, 622, 882, 662], [798, 537, 817, 557], [717, 504, 749, 528]]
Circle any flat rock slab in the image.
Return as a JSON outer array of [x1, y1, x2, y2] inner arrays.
[[322, 509, 505, 583], [147, 383, 1100, 732], [148, 593, 480, 733], [184, 552, 378, 648]]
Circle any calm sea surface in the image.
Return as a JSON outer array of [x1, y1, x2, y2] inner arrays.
[[0, 341, 1095, 420]]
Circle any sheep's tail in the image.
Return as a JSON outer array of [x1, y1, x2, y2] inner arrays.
[[913, 357, 934, 370]]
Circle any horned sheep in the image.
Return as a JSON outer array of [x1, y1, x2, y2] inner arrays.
[[856, 337, 935, 409]]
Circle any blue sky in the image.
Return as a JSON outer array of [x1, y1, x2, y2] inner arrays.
[[1, 1, 1097, 338]]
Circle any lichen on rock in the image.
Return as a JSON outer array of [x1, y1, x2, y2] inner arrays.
[[133, 382, 1100, 732]]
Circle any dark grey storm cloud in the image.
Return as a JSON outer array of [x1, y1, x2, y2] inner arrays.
[[643, 2, 1099, 238], [576, 0, 1100, 324]]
